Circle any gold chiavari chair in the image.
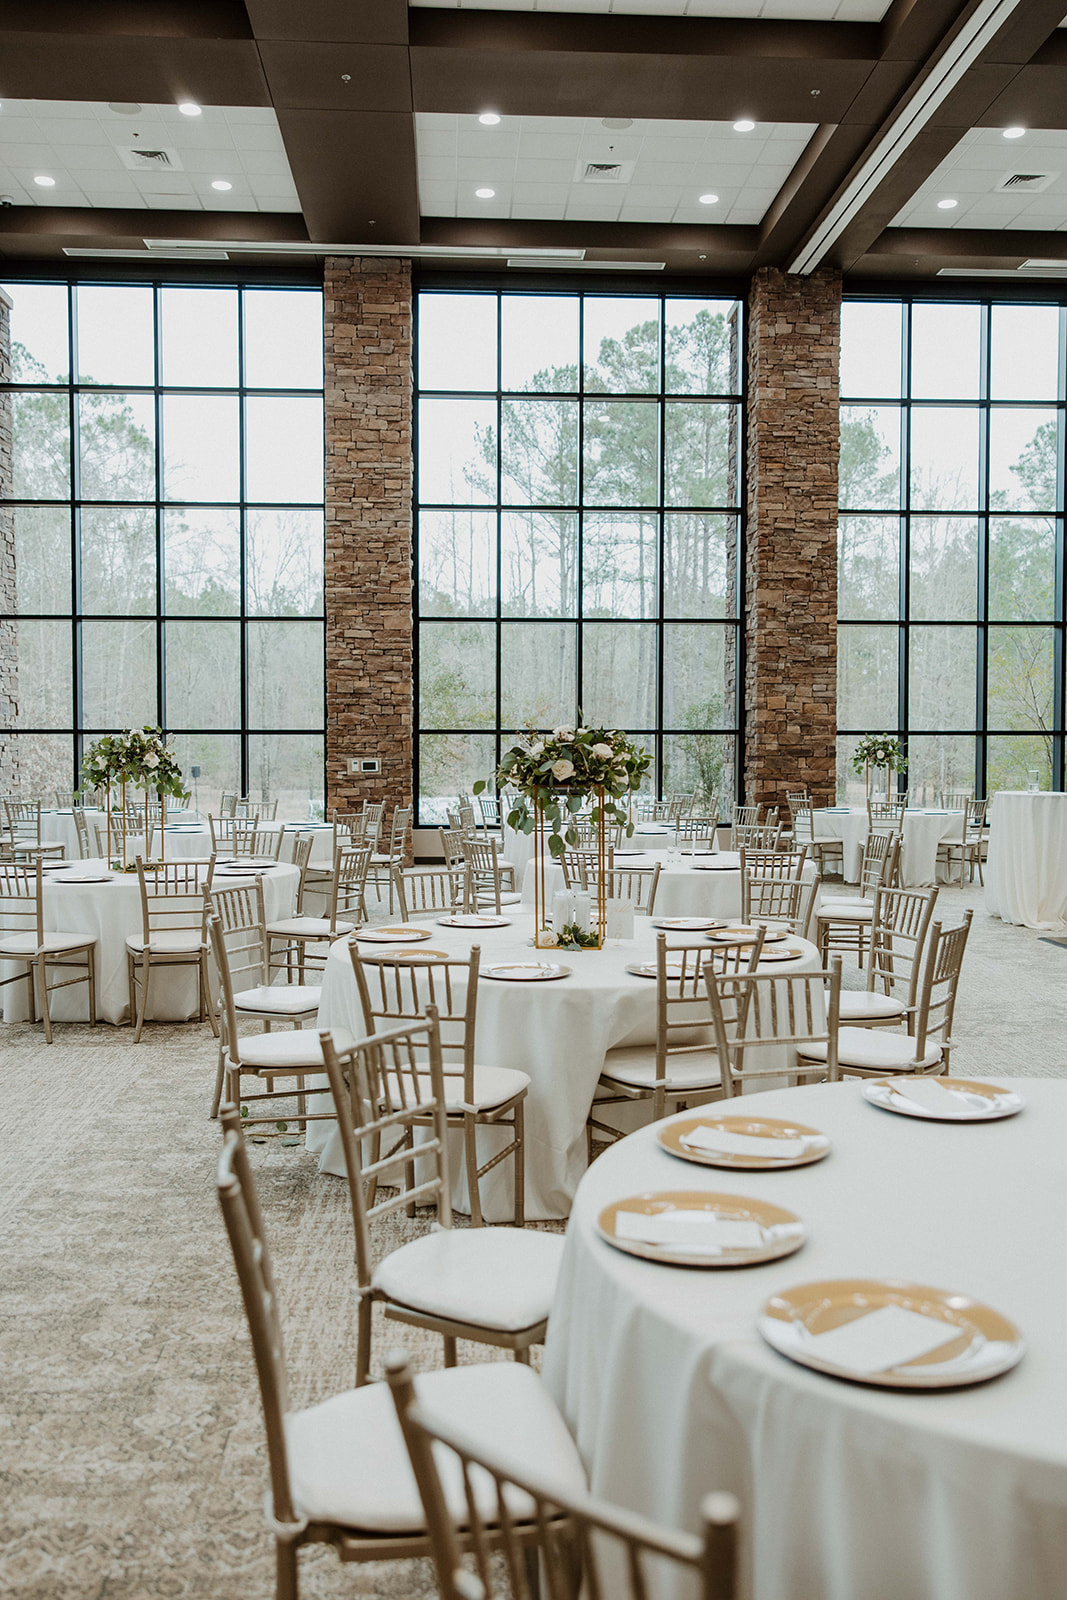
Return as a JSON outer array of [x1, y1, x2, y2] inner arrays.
[[349, 943, 529, 1227], [127, 857, 218, 1041], [216, 1098, 586, 1600], [0, 858, 97, 1041], [816, 832, 900, 964], [460, 836, 523, 914], [319, 1016, 563, 1384], [941, 797, 989, 885], [4, 800, 66, 861], [704, 955, 843, 1096], [392, 863, 466, 919], [837, 884, 938, 1028], [386, 1352, 740, 1600], [266, 837, 364, 984], [368, 804, 412, 913], [799, 913, 972, 1080]]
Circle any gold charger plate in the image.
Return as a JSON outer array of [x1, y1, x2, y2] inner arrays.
[[596, 1190, 805, 1268], [692, 860, 740, 871], [482, 962, 571, 981], [355, 926, 433, 944], [755, 944, 806, 963], [709, 924, 788, 944], [862, 1077, 1024, 1122], [658, 1114, 830, 1170], [356, 946, 452, 964], [626, 960, 689, 979], [436, 914, 511, 929], [651, 917, 725, 931], [758, 1278, 1024, 1389]]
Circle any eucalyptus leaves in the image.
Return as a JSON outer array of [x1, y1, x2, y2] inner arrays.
[[81, 727, 190, 803], [475, 724, 652, 858], [851, 734, 908, 778]]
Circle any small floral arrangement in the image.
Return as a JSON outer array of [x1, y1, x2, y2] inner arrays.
[[850, 734, 908, 777], [81, 726, 190, 802], [476, 723, 652, 859], [543, 922, 601, 951]]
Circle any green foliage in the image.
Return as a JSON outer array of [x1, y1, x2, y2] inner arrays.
[[476, 724, 652, 856], [81, 726, 190, 801]]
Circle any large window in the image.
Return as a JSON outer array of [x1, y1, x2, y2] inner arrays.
[[0, 279, 325, 815], [414, 288, 743, 823], [839, 296, 1065, 800]]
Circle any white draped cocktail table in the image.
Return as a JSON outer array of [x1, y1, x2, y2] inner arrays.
[[985, 791, 1067, 930], [814, 807, 964, 886], [520, 850, 816, 922], [309, 912, 821, 1221], [545, 1077, 1063, 1600]]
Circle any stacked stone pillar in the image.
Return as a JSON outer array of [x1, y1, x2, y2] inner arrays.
[[0, 287, 16, 795], [744, 267, 840, 810], [323, 257, 413, 817]]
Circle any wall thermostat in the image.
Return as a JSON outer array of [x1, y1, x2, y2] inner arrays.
[[348, 757, 381, 774]]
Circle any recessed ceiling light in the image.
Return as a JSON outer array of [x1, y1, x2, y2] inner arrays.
[[937, 197, 958, 209], [34, 175, 56, 188], [108, 102, 142, 115], [733, 119, 756, 133], [211, 179, 233, 191], [178, 101, 202, 117], [1003, 125, 1026, 139], [602, 118, 634, 131], [478, 112, 501, 126], [699, 193, 719, 205], [475, 187, 495, 199]]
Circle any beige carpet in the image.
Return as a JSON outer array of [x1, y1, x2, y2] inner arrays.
[[2, 880, 1064, 1599]]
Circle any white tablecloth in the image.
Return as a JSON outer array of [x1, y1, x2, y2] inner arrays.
[[814, 808, 964, 886], [503, 821, 680, 879], [40, 808, 199, 860], [520, 850, 815, 922], [2, 862, 299, 1025], [985, 791, 1067, 930], [544, 1078, 1067, 1600], [308, 912, 821, 1221], [149, 820, 334, 865]]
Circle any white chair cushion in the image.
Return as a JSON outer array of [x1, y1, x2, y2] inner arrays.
[[599, 1044, 721, 1092], [126, 930, 204, 954], [0, 931, 93, 956], [373, 1227, 565, 1332], [836, 991, 907, 1022], [285, 1360, 586, 1534], [233, 984, 321, 1015], [817, 903, 873, 923], [267, 916, 355, 938], [434, 1063, 531, 1113], [476, 891, 522, 907], [233, 1026, 357, 1070], [798, 1027, 942, 1072]]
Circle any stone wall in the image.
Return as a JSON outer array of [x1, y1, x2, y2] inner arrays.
[[744, 267, 840, 810], [323, 257, 413, 822], [0, 287, 16, 795]]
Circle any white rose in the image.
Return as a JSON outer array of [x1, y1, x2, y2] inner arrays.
[[143, 751, 159, 768], [592, 742, 612, 760], [551, 759, 575, 781], [576, 727, 588, 736], [528, 740, 544, 757], [552, 726, 574, 742]]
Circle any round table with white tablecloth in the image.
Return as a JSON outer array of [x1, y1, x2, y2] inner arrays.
[[520, 849, 816, 922], [40, 807, 200, 860], [503, 820, 680, 879], [1, 861, 299, 1025], [148, 819, 334, 865], [544, 1077, 1065, 1600], [307, 911, 822, 1221], [985, 790, 1067, 930], [814, 806, 964, 885]]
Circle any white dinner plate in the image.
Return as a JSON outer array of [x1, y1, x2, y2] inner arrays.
[[710, 925, 789, 944], [437, 914, 511, 928], [355, 926, 433, 944], [755, 945, 806, 963], [692, 860, 739, 871], [861, 1077, 1024, 1122], [598, 1191, 806, 1268], [482, 963, 571, 981], [52, 872, 114, 884], [651, 917, 725, 931]]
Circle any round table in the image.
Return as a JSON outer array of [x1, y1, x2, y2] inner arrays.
[[1, 861, 299, 1025], [143, 819, 334, 866], [503, 821, 682, 879], [544, 1077, 1064, 1600], [520, 850, 816, 922], [814, 807, 964, 886], [985, 791, 1067, 930], [308, 912, 822, 1221]]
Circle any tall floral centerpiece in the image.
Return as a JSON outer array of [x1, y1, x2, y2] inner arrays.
[[851, 733, 908, 801], [81, 727, 190, 867], [476, 725, 652, 949]]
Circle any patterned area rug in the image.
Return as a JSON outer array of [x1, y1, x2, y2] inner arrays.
[[2, 881, 1064, 1598]]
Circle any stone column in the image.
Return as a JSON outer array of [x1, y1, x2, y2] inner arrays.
[[323, 257, 413, 819], [744, 267, 840, 810], [0, 287, 17, 795]]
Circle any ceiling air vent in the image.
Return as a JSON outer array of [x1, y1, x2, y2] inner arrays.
[[574, 158, 636, 185], [118, 146, 185, 172], [995, 171, 1057, 193]]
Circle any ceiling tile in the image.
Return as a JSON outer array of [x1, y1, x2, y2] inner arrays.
[[892, 126, 1067, 232]]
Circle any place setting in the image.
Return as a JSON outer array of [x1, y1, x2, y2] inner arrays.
[[596, 1190, 807, 1267], [651, 916, 725, 932], [481, 961, 572, 981], [861, 1076, 1025, 1122], [354, 925, 434, 944], [436, 913, 512, 929], [658, 1114, 831, 1170]]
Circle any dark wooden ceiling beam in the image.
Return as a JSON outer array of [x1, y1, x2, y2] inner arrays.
[[0, 204, 308, 261]]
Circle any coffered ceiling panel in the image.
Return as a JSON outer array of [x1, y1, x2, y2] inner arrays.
[[891, 126, 1067, 233]]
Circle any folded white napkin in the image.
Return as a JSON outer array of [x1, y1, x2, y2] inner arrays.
[[801, 1303, 961, 1374], [681, 1126, 814, 1160], [614, 1209, 764, 1254], [895, 1078, 986, 1117]]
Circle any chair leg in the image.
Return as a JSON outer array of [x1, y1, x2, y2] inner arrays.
[[87, 947, 97, 1026], [465, 1112, 484, 1228], [514, 1345, 531, 1365], [356, 1294, 373, 1387], [512, 1099, 525, 1229], [209, 1043, 227, 1120], [442, 1334, 457, 1368], [275, 1539, 299, 1600], [133, 953, 151, 1042], [35, 957, 53, 1043], [201, 951, 219, 1038]]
